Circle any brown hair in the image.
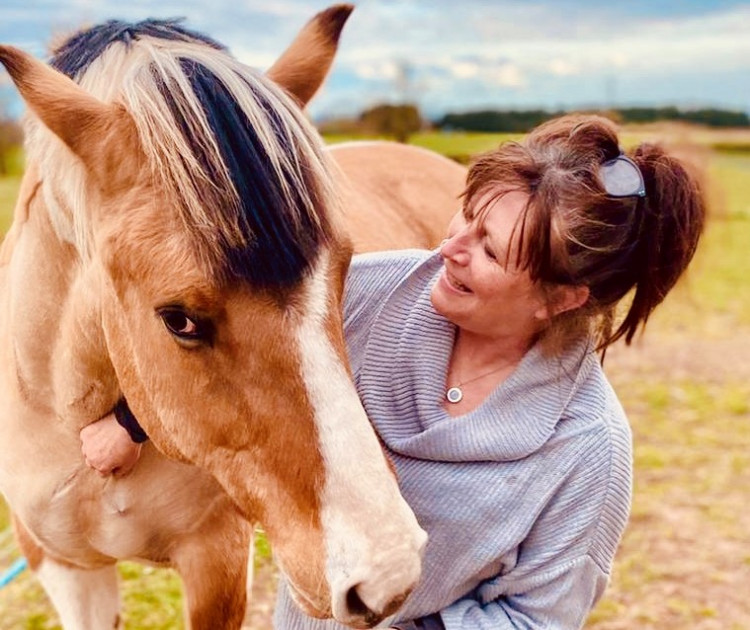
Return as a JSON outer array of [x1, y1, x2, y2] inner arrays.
[[464, 114, 706, 351]]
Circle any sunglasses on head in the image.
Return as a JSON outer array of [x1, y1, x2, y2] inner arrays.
[[599, 154, 646, 199]]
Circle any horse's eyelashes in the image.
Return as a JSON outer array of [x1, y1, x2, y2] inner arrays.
[[157, 307, 213, 346]]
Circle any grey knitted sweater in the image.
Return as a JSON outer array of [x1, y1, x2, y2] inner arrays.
[[274, 250, 633, 629]]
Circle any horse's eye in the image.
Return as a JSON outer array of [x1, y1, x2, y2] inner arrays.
[[157, 307, 212, 345]]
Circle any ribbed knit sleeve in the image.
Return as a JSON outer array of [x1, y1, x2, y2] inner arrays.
[[436, 414, 633, 629], [440, 556, 607, 629]]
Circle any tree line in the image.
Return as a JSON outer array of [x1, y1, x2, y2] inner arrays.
[[318, 104, 749, 143], [437, 106, 750, 133]]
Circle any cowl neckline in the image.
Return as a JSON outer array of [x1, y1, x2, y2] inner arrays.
[[357, 252, 596, 462]]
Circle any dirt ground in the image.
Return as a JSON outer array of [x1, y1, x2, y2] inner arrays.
[[244, 562, 280, 629], [591, 337, 750, 630]]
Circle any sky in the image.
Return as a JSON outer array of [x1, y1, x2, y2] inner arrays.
[[1, 0, 749, 122]]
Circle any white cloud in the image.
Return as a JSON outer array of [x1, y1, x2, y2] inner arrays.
[[1, 0, 748, 117], [353, 60, 401, 82], [485, 63, 526, 88], [548, 59, 580, 77], [449, 60, 480, 80], [608, 53, 629, 71], [231, 48, 279, 72]]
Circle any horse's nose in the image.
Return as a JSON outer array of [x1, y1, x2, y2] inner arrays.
[[338, 581, 414, 629], [326, 498, 427, 627]]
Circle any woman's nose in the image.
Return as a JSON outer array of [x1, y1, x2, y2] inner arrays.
[[440, 230, 471, 265]]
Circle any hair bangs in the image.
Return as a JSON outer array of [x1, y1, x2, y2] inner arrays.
[[466, 143, 583, 286]]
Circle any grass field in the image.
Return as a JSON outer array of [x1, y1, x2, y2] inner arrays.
[[1, 129, 749, 629]]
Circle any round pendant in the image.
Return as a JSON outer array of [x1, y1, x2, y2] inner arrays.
[[446, 386, 463, 404]]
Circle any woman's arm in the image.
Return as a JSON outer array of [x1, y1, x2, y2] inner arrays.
[[396, 423, 631, 630], [429, 555, 608, 629]]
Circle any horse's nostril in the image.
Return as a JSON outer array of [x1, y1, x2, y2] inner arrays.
[[346, 583, 370, 617], [343, 581, 414, 627], [345, 584, 383, 627]]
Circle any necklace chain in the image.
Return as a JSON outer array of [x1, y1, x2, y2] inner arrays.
[[445, 363, 507, 404]]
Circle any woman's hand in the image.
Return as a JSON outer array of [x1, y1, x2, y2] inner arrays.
[[80, 413, 142, 476]]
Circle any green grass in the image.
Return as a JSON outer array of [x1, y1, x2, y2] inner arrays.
[[408, 131, 523, 161], [0, 146, 25, 177], [645, 218, 750, 334], [588, 376, 750, 628], [0, 499, 8, 533], [710, 153, 750, 219]]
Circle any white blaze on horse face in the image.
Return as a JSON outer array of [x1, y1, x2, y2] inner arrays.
[[296, 251, 427, 623]]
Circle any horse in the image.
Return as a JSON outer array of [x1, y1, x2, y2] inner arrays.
[[331, 140, 467, 253], [0, 5, 471, 628]]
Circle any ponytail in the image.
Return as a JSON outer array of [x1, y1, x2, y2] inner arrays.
[[605, 144, 705, 346]]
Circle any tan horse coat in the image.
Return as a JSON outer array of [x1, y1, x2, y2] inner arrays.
[[332, 141, 466, 252]]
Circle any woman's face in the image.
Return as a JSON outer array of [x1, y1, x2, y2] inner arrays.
[[431, 189, 549, 342]]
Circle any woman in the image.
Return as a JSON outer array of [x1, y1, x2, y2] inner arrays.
[[81, 115, 705, 629]]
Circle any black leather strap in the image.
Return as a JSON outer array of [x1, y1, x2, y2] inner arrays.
[[113, 398, 149, 443]]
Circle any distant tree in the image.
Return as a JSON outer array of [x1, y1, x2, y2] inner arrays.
[[614, 106, 681, 124], [680, 108, 749, 128], [316, 116, 362, 136], [359, 103, 422, 143]]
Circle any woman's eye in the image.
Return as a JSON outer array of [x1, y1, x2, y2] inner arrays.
[[484, 245, 497, 261], [157, 308, 211, 344]]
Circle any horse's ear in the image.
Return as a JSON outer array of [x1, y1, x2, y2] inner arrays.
[[0, 45, 134, 184], [267, 3, 354, 107]]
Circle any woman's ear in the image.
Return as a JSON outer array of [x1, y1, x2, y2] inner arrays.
[[534, 284, 590, 320]]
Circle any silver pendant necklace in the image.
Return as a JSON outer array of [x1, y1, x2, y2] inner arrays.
[[445, 364, 507, 404]]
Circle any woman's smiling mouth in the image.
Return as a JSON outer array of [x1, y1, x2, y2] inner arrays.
[[444, 269, 472, 293]]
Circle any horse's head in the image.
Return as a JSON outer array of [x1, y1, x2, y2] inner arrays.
[[0, 7, 426, 626]]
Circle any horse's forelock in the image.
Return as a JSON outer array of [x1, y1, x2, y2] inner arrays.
[[153, 58, 334, 288], [50, 19, 226, 80], [43, 21, 337, 288]]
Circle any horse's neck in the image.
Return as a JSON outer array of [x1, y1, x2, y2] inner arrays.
[[2, 166, 119, 427]]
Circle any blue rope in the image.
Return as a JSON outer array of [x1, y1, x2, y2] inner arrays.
[[0, 557, 27, 589]]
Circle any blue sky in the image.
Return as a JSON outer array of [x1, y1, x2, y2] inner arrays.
[[1, 0, 749, 121]]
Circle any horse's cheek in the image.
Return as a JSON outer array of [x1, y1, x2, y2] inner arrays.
[[98, 284, 193, 464]]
